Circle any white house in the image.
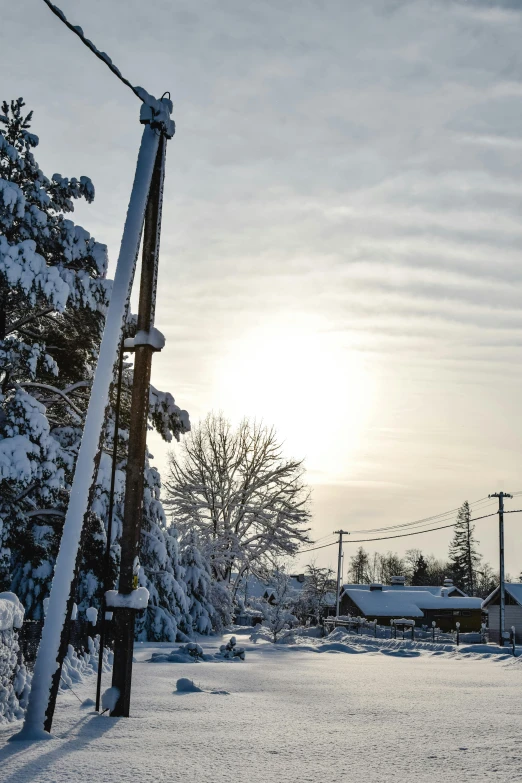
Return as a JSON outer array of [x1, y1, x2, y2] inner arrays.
[[482, 583, 522, 644]]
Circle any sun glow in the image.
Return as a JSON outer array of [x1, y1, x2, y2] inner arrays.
[[214, 314, 375, 483]]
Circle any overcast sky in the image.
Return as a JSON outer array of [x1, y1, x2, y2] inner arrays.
[[4, 0, 522, 578]]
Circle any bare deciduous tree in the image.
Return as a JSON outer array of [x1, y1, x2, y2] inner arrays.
[[255, 569, 297, 643], [164, 414, 311, 591]]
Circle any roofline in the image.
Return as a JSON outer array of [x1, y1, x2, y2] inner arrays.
[[481, 583, 522, 608], [482, 585, 499, 608], [341, 583, 467, 596]]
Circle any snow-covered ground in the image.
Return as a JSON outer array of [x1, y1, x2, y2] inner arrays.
[[2, 629, 522, 782]]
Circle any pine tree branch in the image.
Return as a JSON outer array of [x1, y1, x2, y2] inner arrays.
[[19, 381, 85, 420], [5, 308, 55, 335]]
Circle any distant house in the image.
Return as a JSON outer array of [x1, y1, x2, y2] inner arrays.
[[482, 584, 522, 644], [339, 576, 483, 632]]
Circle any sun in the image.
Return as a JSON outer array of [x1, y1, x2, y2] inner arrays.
[[213, 313, 375, 483]]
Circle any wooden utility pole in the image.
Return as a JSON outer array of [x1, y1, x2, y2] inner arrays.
[[489, 491, 512, 647], [95, 342, 125, 712], [110, 133, 167, 717], [334, 530, 349, 617]]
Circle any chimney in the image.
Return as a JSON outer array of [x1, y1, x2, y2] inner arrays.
[[390, 576, 406, 587], [370, 583, 383, 592], [443, 577, 453, 587]]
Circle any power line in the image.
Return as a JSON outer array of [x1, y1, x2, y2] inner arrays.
[[298, 509, 510, 554], [347, 512, 498, 544], [42, 1, 154, 104], [299, 540, 340, 554], [347, 495, 496, 535]]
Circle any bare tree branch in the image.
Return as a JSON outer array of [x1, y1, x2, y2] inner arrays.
[[165, 414, 311, 585]]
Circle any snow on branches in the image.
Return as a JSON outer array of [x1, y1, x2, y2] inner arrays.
[[0, 592, 29, 723], [165, 414, 312, 591], [0, 98, 109, 616], [0, 99, 191, 638]]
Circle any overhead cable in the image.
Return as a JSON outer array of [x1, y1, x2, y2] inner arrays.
[[42, 0, 154, 104], [298, 510, 508, 553]]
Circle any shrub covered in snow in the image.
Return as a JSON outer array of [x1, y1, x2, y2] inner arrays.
[[0, 592, 29, 722], [216, 636, 245, 660], [178, 642, 205, 661]]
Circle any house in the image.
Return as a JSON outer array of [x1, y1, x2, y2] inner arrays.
[[339, 576, 483, 632], [482, 583, 522, 644]]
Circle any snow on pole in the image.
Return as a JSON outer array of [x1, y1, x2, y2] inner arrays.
[[11, 123, 160, 742]]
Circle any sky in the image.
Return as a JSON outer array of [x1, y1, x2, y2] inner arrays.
[[4, 0, 522, 579]]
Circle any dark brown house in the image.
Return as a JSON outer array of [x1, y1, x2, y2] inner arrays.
[[339, 577, 482, 632]]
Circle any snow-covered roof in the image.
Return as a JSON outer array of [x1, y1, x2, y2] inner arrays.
[[482, 583, 522, 608], [341, 583, 466, 597], [342, 587, 482, 618]]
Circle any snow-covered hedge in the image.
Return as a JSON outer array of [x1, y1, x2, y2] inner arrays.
[[0, 592, 30, 723]]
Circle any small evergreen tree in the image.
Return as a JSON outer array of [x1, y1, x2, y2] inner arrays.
[[180, 529, 214, 634], [448, 501, 481, 594], [410, 553, 429, 586]]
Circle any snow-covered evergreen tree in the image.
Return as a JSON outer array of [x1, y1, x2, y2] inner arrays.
[[180, 529, 214, 634], [0, 97, 109, 617], [1, 98, 194, 639], [135, 460, 191, 641], [209, 582, 233, 634]]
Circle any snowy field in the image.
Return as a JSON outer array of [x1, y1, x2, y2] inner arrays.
[[1, 630, 522, 783]]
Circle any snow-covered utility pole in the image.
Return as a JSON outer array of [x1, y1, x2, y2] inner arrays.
[[334, 530, 349, 617], [489, 491, 512, 647], [110, 128, 168, 718], [11, 2, 176, 740]]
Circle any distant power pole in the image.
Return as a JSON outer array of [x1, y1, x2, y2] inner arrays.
[[334, 530, 349, 617], [489, 491, 512, 647]]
